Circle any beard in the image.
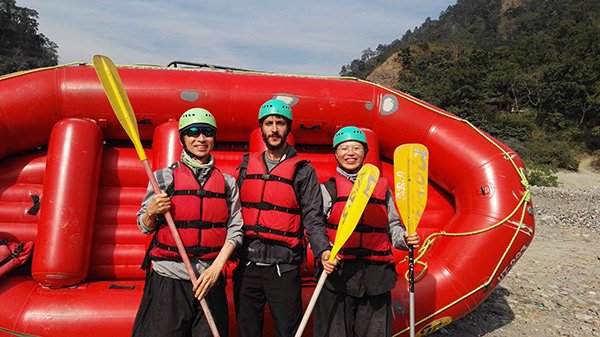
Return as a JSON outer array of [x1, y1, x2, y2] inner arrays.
[[262, 131, 288, 151]]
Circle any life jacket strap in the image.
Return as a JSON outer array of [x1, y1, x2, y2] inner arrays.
[[0, 240, 23, 267], [242, 201, 301, 215], [334, 196, 386, 205], [243, 224, 303, 238], [154, 241, 221, 254], [326, 223, 389, 233], [172, 189, 227, 199], [173, 220, 227, 229], [245, 173, 294, 186]]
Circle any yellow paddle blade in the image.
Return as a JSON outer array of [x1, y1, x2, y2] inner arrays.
[[329, 163, 380, 260], [394, 144, 429, 235], [92, 55, 146, 161]]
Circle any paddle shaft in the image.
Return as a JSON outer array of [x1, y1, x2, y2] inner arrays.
[[409, 246, 415, 337], [406, 152, 415, 337], [407, 152, 416, 337], [294, 271, 327, 337]]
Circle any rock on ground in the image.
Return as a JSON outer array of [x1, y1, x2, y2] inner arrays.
[[427, 186, 600, 337]]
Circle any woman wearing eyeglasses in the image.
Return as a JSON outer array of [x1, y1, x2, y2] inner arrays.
[[132, 108, 243, 337], [313, 126, 420, 337]]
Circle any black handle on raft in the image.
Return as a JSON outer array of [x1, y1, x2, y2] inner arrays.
[[299, 124, 321, 130]]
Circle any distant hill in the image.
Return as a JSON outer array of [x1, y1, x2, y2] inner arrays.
[[341, 0, 600, 183]]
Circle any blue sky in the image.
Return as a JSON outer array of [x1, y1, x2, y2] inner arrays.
[[18, 1, 456, 76]]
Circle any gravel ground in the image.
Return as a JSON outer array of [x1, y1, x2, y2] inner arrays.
[[428, 181, 600, 336]]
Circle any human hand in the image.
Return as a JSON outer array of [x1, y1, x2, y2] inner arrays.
[[320, 250, 340, 275], [405, 232, 420, 248], [193, 264, 221, 300], [147, 191, 171, 216]]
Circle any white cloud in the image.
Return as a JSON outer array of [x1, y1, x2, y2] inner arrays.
[[17, 0, 455, 75]]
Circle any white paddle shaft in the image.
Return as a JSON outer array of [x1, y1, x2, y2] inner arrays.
[[294, 272, 327, 337]]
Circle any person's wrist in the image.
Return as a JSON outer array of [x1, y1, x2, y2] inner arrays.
[[144, 211, 157, 227]]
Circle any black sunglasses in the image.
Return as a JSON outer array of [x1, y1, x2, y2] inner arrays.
[[183, 126, 216, 138]]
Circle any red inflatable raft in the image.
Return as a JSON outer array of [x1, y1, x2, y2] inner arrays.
[[0, 63, 535, 336]]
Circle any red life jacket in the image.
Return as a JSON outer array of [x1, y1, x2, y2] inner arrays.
[[240, 152, 305, 248], [149, 164, 228, 261], [326, 173, 394, 263]]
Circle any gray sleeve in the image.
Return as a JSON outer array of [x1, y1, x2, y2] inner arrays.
[[320, 184, 333, 218], [387, 188, 409, 250], [224, 173, 244, 248], [136, 168, 173, 234]]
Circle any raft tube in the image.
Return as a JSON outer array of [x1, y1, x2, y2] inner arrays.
[[0, 63, 534, 336]]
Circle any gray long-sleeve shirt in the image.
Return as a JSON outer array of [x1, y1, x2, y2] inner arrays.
[[137, 162, 244, 280]]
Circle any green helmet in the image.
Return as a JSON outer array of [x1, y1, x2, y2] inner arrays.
[[333, 126, 367, 148], [258, 99, 293, 121], [178, 108, 217, 130]]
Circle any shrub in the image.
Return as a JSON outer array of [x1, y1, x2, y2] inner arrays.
[[524, 160, 558, 187], [521, 133, 578, 170]]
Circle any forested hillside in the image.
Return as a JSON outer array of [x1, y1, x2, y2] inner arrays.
[[341, 0, 600, 185]]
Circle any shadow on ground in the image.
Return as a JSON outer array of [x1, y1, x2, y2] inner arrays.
[[428, 286, 515, 337]]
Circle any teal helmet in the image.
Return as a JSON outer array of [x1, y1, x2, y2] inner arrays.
[[258, 99, 293, 121], [179, 108, 217, 130], [333, 126, 367, 149]]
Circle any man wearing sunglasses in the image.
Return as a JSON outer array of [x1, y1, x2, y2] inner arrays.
[[132, 108, 243, 337], [234, 99, 338, 337]]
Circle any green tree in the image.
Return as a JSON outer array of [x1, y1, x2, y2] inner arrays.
[[0, 0, 58, 75]]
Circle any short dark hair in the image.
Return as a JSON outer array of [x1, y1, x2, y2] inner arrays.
[[258, 116, 293, 128]]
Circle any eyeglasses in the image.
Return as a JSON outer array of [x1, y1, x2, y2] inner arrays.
[[183, 126, 216, 138], [337, 145, 364, 153]]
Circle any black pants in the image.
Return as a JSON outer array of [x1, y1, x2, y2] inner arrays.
[[233, 263, 302, 337], [313, 286, 392, 337], [131, 270, 228, 337]]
